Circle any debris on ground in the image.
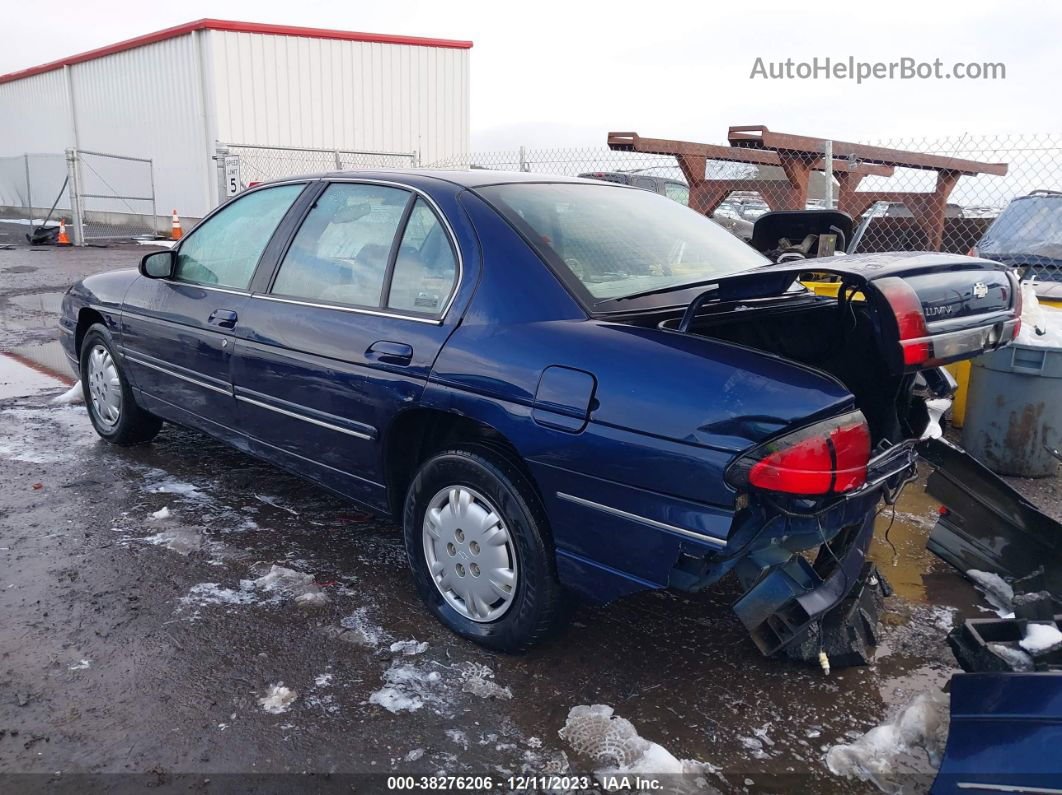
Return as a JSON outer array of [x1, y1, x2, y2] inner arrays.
[[825, 692, 949, 793], [141, 528, 205, 556], [369, 663, 446, 714], [559, 704, 718, 780], [252, 564, 330, 606], [50, 382, 84, 405], [149, 506, 171, 520], [68, 659, 90, 671], [1019, 622, 1062, 654], [258, 683, 297, 714], [390, 640, 429, 656], [180, 582, 259, 608], [458, 662, 512, 700], [966, 569, 1014, 617], [338, 608, 388, 648]]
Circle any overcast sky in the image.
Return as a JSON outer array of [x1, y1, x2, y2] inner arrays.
[[3, 0, 1059, 149]]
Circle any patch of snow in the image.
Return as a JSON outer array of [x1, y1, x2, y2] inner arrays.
[[253, 564, 328, 605], [988, 643, 1035, 671], [50, 381, 84, 405], [1017, 283, 1062, 347], [339, 608, 388, 648], [390, 639, 429, 656], [294, 590, 330, 607], [739, 735, 769, 760], [150, 506, 171, 520], [1019, 622, 1062, 654], [458, 661, 512, 700], [314, 673, 333, 688], [259, 683, 297, 714], [446, 729, 470, 750], [369, 663, 446, 714], [140, 528, 204, 556], [825, 692, 949, 792], [180, 582, 259, 607], [153, 480, 202, 498], [559, 704, 715, 778], [68, 659, 91, 670], [966, 569, 1014, 617]]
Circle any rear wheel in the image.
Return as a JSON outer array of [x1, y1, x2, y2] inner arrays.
[[403, 445, 567, 652], [80, 323, 162, 446]]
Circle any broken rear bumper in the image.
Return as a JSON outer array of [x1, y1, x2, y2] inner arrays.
[[729, 441, 918, 659]]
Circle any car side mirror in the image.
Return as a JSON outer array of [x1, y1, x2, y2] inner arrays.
[[140, 250, 176, 279]]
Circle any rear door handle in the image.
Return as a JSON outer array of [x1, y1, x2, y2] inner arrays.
[[366, 341, 413, 366], [208, 309, 238, 329]]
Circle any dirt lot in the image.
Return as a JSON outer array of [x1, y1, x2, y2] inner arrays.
[[1, 242, 1059, 793]]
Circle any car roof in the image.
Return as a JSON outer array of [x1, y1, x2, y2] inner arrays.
[[263, 169, 616, 190]]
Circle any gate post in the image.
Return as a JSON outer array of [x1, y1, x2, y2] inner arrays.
[[65, 148, 85, 246], [215, 143, 230, 206]]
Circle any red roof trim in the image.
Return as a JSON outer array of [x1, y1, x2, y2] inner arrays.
[[0, 18, 473, 85]]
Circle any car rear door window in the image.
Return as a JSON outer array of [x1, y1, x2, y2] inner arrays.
[[271, 183, 412, 308], [174, 184, 303, 290], [386, 198, 458, 315]]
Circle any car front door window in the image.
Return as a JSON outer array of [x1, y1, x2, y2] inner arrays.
[[174, 184, 304, 290]]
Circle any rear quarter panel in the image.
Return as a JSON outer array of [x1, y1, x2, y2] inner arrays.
[[425, 193, 855, 599]]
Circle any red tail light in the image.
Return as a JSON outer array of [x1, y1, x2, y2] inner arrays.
[[726, 411, 872, 496], [877, 277, 930, 367]]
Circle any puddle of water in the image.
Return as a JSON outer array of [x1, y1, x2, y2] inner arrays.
[[868, 476, 943, 604], [7, 291, 66, 314], [0, 351, 69, 399], [10, 340, 76, 381]]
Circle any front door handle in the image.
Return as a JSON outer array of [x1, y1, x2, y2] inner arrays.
[[366, 340, 413, 366], [208, 309, 238, 329]]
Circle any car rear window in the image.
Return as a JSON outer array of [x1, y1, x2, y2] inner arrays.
[[478, 182, 767, 303]]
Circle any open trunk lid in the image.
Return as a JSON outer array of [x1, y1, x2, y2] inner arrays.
[[669, 252, 1021, 375]]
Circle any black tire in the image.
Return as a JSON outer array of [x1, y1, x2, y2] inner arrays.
[[403, 445, 567, 652], [79, 323, 162, 446]]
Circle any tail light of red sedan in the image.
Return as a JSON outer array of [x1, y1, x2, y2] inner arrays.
[[725, 410, 872, 497]]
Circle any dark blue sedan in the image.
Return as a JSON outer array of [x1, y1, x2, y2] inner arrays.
[[59, 171, 1021, 659]]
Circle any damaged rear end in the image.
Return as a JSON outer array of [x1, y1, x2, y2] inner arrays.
[[653, 252, 1022, 663]]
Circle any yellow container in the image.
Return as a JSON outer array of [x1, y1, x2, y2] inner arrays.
[[945, 359, 971, 428], [801, 280, 843, 298]]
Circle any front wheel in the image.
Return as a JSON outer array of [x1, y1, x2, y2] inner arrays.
[[80, 323, 162, 446], [403, 445, 567, 652]]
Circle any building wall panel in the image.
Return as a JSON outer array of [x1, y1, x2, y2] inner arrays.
[[0, 69, 72, 155], [207, 30, 470, 165], [69, 34, 211, 216]]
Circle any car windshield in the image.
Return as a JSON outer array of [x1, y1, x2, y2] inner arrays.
[[979, 195, 1062, 260], [478, 182, 768, 302]]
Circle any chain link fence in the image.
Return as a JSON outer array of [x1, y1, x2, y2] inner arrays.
[[0, 153, 72, 239], [424, 133, 1062, 282], [217, 143, 417, 198], [0, 149, 156, 244], [71, 150, 157, 242]]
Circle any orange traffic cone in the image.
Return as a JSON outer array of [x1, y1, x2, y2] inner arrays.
[[170, 209, 183, 241], [57, 218, 71, 246]]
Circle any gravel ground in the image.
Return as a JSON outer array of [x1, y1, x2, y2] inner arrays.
[[1, 242, 1058, 793]]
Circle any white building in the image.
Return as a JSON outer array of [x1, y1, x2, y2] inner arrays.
[[0, 19, 472, 227]]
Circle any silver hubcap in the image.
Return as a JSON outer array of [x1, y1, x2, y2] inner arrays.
[[423, 485, 518, 622], [87, 344, 122, 427]]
